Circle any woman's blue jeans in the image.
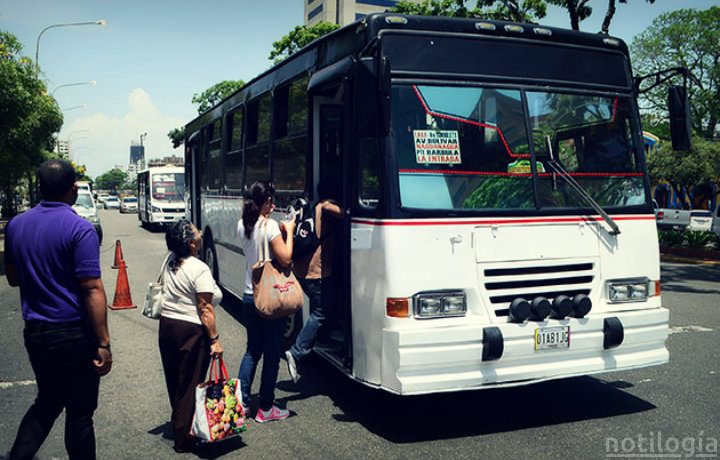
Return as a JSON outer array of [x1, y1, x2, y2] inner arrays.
[[289, 277, 335, 361], [237, 293, 286, 411]]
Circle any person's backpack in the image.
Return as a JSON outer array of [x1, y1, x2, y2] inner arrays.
[[290, 198, 321, 261]]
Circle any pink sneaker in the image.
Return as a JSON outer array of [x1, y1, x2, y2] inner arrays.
[[254, 405, 289, 423]]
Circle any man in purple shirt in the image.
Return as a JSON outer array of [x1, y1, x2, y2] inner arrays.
[[4, 159, 112, 460]]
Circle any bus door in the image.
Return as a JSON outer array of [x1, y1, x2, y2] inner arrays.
[[312, 87, 352, 370]]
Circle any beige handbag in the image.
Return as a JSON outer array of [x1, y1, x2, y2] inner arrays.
[[251, 219, 304, 319], [143, 253, 171, 319]]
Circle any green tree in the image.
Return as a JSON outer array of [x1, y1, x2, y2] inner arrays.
[[392, 0, 547, 22], [647, 136, 720, 209], [95, 168, 127, 192], [545, 1, 654, 33], [632, 7, 720, 139], [0, 31, 62, 217], [192, 80, 245, 114], [269, 22, 340, 64], [168, 127, 185, 149]]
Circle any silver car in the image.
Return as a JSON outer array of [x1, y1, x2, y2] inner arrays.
[[72, 192, 103, 244], [120, 196, 138, 213]]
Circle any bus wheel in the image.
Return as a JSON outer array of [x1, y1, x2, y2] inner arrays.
[[283, 310, 302, 350], [203, 238, 219, 281]]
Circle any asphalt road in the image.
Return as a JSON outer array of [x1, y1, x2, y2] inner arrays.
[[1, 209, 718, 459]]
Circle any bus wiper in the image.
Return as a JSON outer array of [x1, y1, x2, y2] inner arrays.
[[544, 136, 621, 235]]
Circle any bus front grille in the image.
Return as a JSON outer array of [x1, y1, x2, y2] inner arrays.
[[482, 262, 595, 317]]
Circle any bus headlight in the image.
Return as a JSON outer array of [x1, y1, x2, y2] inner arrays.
[[607, 278, 649, 303], [414, 291, 466, 318], [151, 206, 161, 213]]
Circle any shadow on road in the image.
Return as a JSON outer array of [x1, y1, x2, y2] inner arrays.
[[276, 357, 656, 445]]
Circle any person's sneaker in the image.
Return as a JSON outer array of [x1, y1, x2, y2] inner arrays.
[[285, 350, 299, 383], [255, 405, 289, 423]]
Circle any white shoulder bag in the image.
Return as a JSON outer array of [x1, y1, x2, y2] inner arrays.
[[142, 253, 172, 319]]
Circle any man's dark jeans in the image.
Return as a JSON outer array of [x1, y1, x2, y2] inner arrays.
[[10, 321, 100, 460], [290, 277, 335, 361]]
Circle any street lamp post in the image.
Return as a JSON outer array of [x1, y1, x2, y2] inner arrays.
[[51, 80, 97, 96], [35, 19, 108, 76], [60, 104, 87, 112]]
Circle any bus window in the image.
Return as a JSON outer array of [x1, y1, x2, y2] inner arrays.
[[358, 138, 380, 209], [225, 152, 243, 190], [229, 109, 244, 151], [206, 120, 223, 191], [245, 94, 271, 184], [393, 85, 534, 210], [272, 77, 308, 192]]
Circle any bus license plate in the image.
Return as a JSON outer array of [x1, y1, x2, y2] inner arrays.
[[534, 326, 570, 350]]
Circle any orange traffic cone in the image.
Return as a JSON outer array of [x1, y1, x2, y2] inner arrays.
[[109, 260, 136, 310], [111, 239, 125, 269]]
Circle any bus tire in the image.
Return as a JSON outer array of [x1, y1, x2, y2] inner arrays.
[[203, 236, 219, 282], [283, 310, 303, 350]]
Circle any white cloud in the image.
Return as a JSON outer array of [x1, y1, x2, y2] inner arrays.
[[60, 88, 185, 178]]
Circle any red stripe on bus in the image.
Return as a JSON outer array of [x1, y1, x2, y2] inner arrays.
[[399, 169, 644, 177], [351, 216, 655, 226]]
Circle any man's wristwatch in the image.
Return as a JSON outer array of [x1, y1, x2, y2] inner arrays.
[[99, 343, 112, 353]]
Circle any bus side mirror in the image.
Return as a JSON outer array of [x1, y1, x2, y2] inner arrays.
[[355, 56, 390, 137], [668, 85, 691, 151]]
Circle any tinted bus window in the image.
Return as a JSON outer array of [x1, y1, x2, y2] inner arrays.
[[274, 137, 306, 191], [225, 152, 243, 190], [246, 144, 270, 185], [229, 109, 243, 151]]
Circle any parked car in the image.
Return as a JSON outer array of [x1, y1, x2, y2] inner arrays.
[[104, 196, 120, 210], [688, 210, 713, 232], [653, 200, 691, 231], [712, 205, 720, 237], [97, 193, 109, 206], [120, 196, 138, 213], [72, 191, 103, 245]]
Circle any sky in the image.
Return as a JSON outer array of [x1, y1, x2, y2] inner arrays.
[[2, 0, 718, 177]]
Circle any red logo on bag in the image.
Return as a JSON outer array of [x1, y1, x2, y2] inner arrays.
[[273, 281, 295, 293]]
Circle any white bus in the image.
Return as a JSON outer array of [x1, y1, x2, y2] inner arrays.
[[183, 14, 691, 395], [137, 166, 186, 229]]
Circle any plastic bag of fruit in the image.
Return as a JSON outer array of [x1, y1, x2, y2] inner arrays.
[[190, 358, 248, 442]]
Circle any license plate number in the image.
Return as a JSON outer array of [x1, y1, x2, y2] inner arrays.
[[534, 326, 570, 350]]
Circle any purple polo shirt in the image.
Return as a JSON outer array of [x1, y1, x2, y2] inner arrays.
[[4, 201, 101, 322]]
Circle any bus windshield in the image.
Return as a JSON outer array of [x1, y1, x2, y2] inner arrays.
[[393, 84, 645, 211], [152, 173, 185, 201]]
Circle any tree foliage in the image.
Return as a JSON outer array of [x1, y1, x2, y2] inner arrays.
[[269, 22, 340, 64], [95, 168, 127, 192], [392, 0, 547, 22], [632, 6, 720, 139], [0, 30, 63, 217], [191, 80, 245, 114], [168, 127, 185, 149], [646, 135, 720, 209]]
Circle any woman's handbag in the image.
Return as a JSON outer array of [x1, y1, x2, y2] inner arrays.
[[142, 253, 171, 319], [251, 218, 304, 319], [190, 358, 247, 442]]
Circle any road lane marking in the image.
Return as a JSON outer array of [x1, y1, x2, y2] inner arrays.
[[668, 325, 714, 335], [0, 380, 36, 389]]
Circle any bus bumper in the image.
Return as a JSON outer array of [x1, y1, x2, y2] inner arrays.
[[380, 308, 668, 395]]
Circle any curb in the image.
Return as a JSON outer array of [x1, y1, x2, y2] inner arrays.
[[660, 254, 720, 266]]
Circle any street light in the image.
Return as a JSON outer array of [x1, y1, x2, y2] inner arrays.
[[51, 80, 97, 96], [35, 19, 108, 76], [140, 132, 148, 146], [61, 104, 87, 112]]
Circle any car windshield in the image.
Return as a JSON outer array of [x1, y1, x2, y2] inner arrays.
[[152, 173, 184, 201], [106, 197, 118, 203], [392, 84, 645, 211], [123, 197, 137, 203], [74, 194, 95, 209]]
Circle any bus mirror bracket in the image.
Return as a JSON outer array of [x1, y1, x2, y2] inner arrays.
[[634, 67, 691, 151], [355, 56, 390, 137]]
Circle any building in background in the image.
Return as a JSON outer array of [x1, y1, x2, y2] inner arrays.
[[130, 143, 145, 167], [305, 0, 422, 27], [148, 154, 184, 167], [56, 140, 71, 160]]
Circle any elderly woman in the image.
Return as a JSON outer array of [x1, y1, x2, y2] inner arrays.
[[158, 219, 223, 453]]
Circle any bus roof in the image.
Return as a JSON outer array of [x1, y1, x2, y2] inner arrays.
[[185, 13, 630, 133]]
